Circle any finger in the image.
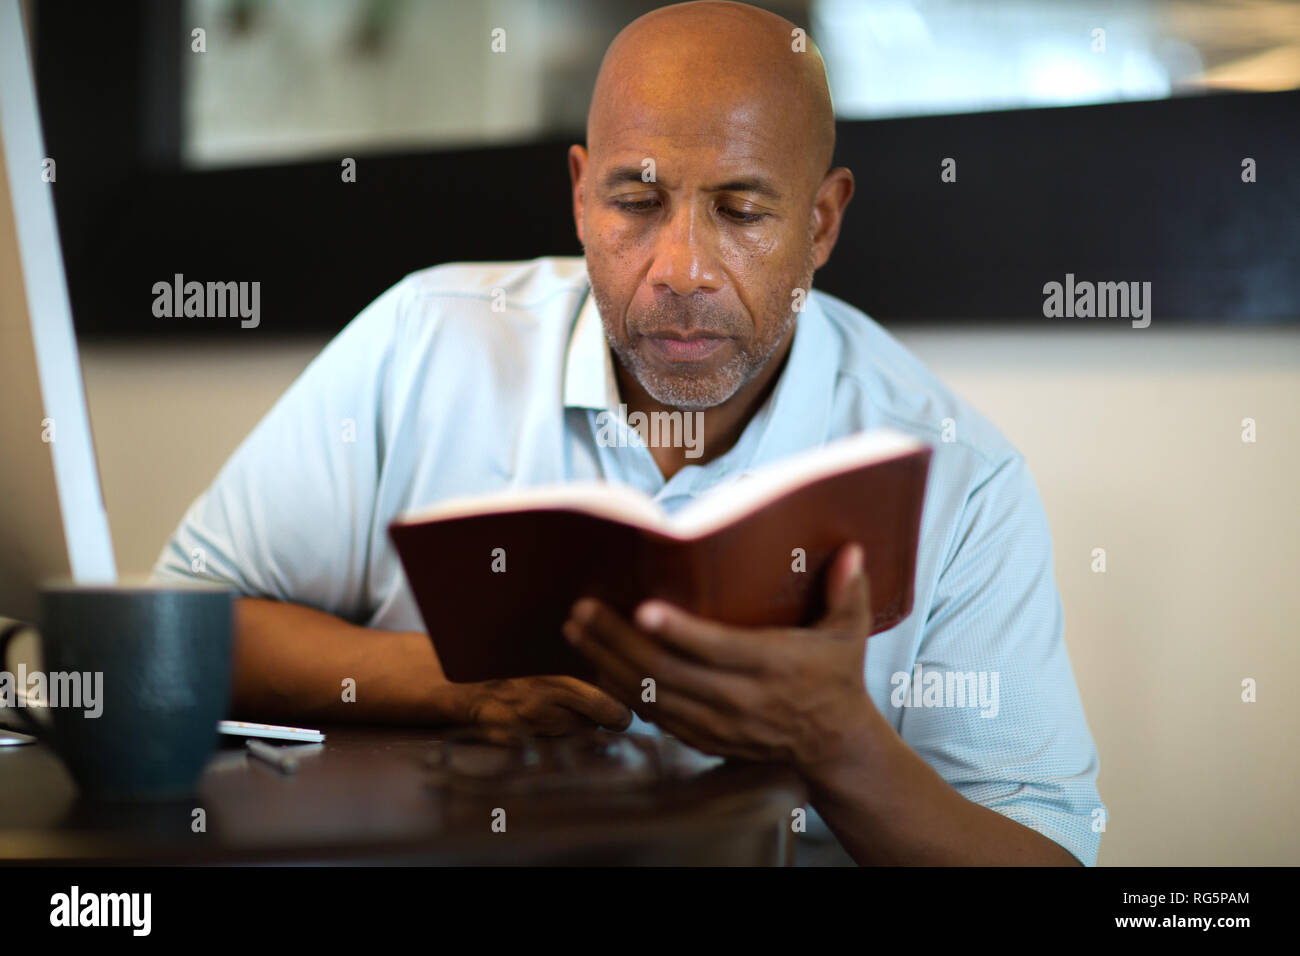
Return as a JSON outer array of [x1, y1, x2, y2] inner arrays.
[[567, 600, 750, 712], [819, 543, 872, 632], [529, 673, 622, 704], [563, 632, 768, 757], [532, 674, 612, 695], [528, 705, 597, 736], [634, 686, 748, 753], [628, 600, 771, 672], [591, 667, 626, 701], [563, 612, 655, 707], [474, 707, 587, 742], [529, 674, 622, 698], [649, 709, 768, 762], [533, 674, 634, 729]]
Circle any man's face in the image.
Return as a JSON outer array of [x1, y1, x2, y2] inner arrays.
[[575, 95, 819, 411]]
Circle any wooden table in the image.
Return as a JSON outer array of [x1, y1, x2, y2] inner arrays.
[[0, 726, 807, 865]]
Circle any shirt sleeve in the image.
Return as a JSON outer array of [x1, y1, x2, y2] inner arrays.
[[896, 452, 1105, 865], [149, 278, 409, 624]]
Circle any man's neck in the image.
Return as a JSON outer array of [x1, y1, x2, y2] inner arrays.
[[613, 324, 797, 482]]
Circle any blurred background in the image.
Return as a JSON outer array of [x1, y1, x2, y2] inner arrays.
[[28, 0, 1300, 332], [15, 0, 1300, 864], [176, 0, 1300, 160]]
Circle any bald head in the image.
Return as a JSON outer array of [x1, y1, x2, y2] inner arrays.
[[588, 1, 836, 188]]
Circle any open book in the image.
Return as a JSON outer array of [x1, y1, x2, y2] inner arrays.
[[388, 428, 932, 683]]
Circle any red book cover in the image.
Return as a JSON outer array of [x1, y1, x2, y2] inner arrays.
[[389, 429, 931, 683]]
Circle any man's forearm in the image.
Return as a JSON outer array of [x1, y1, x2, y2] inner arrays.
[[801, 700, 1082, 865], [231, 597, 465, 725]]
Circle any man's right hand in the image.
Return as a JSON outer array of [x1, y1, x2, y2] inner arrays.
[[230, 598, 633, 733], [453, 675, 634, 737]]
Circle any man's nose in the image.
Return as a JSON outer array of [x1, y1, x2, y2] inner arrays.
[[645, 203, 723, 297]]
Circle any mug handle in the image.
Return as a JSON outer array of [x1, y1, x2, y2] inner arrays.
[[0, 619, 50, 739]]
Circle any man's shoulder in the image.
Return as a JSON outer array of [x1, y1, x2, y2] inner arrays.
[[347, 256, 589, 372], [812, 288, 1019, 475], [396, 256, 589, 312], [351, 257, 588, 404]]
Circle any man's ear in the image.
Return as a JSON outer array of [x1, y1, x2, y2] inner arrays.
[[810, 166, 854, 271], [568, 145, 589, 247]]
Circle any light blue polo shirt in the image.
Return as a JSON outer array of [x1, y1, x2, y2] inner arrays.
[[153, 256, 1105, 864]]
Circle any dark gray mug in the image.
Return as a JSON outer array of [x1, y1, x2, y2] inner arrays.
[[0, 582, 234, 800]]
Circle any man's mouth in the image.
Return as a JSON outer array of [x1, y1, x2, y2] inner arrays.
[[643, 332, 729, 363]]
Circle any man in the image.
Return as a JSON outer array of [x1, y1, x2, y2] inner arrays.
[[154, 1, 1103, 865]]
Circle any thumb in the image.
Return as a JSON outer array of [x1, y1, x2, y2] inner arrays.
[[819, 543, 872, 633]]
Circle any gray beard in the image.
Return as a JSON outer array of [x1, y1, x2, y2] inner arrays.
[[597, 297, 799, 412]]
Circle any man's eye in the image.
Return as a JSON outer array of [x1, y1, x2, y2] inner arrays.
[[615, 199, 659, 213], [720, 207, 766, 224]]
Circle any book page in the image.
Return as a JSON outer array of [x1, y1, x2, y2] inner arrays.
[[395, 480, 667, 530], [667, 427, 924, 538]]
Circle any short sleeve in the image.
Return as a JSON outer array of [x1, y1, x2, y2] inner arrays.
[[150, 278, 409, 624], [896, 453, 1105, 865]]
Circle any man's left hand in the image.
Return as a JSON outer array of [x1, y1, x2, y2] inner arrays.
[[562, 543, 890, 771]]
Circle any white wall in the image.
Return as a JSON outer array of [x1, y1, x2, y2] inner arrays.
[[80, 323, 1300, 865]]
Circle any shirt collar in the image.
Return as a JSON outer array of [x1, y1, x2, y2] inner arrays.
[[564, 285, 619, 411], [563, 280, 841, 470]]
